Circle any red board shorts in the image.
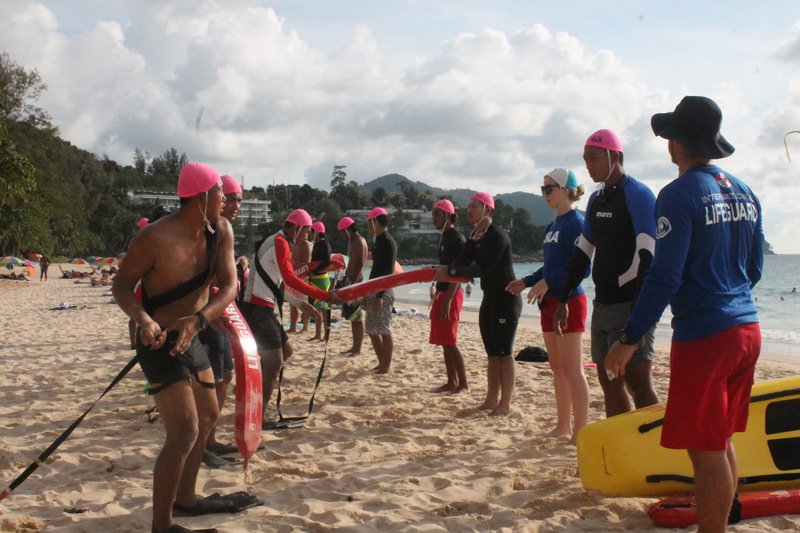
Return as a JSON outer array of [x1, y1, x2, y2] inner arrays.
[[661, 322, 761, 451], [540, 293, 587, 334], [429, 287, 463, 346]]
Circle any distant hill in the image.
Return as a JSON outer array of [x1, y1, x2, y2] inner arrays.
[[361, 174, 552, 226]]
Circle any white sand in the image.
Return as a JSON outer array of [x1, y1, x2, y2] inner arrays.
[[0, 269, 798, 532]]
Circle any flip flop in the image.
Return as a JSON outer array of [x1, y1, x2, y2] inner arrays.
[[201, 450, 242, 469], [262, 418, 306, 431], [152, 525, 218, 533], [207, 442, 239, 456], [173, 492, 263, 516]]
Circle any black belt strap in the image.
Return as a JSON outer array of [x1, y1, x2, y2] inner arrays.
[[0, 355, 140, 501]]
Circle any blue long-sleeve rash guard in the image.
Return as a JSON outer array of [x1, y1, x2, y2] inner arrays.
[[523, 209, 588, 297], [624, 165, 763, 342]]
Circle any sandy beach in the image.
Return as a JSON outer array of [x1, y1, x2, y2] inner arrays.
[[1, 269, 798, 532]]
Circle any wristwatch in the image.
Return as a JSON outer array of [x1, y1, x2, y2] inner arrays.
[[617, 329, 638, 346], [449, 266, 457, 276], [195, 311, 209, 331]]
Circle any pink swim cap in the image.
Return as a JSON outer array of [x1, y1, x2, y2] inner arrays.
[[368, 207, 388, 220], [311, 221, 325, 233], [136, 217, 149, 229], [470, 191, 495, 209], [285, 208, 312, 227], [432, 199, 455, 215], [177, 163, 221, 198], [585, 129, 624, 152], [337, 216, 355, 231], [221, 174, 242, 195]]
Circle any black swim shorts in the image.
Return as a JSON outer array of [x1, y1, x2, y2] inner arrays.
[[478, 299, 521, 357], [247, 305, 288, 351], [199, 328, 235, 383], [136, 331, 212, 394]]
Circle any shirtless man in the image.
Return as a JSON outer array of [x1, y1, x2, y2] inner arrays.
[[112, 162, 236, 533], [337, 216, 368, 356]]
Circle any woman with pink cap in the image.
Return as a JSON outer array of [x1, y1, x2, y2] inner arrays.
[[506, 168, 590, 442], [337, 216, 368, 356], [365, 207, 397, 374], [436, 192, 521, 416], [429, 199, 468, 394]]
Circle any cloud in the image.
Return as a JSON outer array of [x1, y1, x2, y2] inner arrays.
[[1, 2, 799, 251]]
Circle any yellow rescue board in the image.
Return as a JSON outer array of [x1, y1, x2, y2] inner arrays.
[[576, 376, 800, 497]]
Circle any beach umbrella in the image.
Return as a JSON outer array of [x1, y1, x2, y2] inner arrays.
[[23, 259, 37, 267], [3, 257, 24, 267], [100, 257, 115, 265], [70, 258, 87, 265], [28, 253, 42, 260]]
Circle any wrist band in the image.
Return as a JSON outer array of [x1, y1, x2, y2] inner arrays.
[[195, 311, 209, 330]]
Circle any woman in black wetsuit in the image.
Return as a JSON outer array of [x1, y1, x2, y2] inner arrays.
[[436, 192, 521, 416]]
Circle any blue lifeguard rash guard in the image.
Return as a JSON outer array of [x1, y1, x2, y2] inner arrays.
[[624, 165, 763, 342], [523, 209, 588, 297]]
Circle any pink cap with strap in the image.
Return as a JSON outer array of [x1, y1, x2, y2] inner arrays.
[[177, 162, 221, 198], [432, 199, 455, 214], [221, 174, 243, 195], [368, 207, 388, 220], [285, 208, 312, 227], [585, 129, 624, 152], [337, 216, 355, 230], [136, 217, 149, 229], [311, 221, 325, 233], [470, 191, 494, 209]]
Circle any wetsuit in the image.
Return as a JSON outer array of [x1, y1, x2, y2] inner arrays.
[[558, 175, 657, 364], [451, 224, 521, 356]]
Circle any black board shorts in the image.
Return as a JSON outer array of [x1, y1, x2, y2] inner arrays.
[[137, 331, 211, 393], [248, 305, 288, 351]]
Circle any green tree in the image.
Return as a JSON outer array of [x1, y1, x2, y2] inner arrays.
[[0, 117, 38, 254], [0, 52, 55, 132], [330, 165, 347, 190]]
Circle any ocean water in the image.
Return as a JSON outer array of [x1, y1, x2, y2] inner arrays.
[[392, 254, 800, 359]]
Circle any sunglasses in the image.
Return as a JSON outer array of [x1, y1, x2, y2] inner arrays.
[[541, 184, 561, 195]]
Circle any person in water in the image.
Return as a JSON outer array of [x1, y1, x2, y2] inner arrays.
[[113, 162, 237, 533], [429, 199, 468, 394], [507, 168, 590, 442], [607, 96, 763, 533], [436, 192, 521, 416]]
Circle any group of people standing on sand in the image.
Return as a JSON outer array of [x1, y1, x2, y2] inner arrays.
[[111, 95, 763, 533]]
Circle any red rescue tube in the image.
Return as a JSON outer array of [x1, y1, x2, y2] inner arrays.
[[222, 302, 263, 470], [336, 266, 470, 301], [649, 489, 800, 527]]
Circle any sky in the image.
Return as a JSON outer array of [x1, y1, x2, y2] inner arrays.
[[1, 0, 799, 252]]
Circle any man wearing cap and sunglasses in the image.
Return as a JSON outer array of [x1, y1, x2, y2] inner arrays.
[[554, 129, 660, 417], [606, 96, 763, 532]]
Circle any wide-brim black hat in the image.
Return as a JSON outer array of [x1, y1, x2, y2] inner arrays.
[[651, 96, 734, 159]]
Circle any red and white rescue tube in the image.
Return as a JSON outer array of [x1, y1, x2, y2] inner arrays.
[[221, 302, 262, 470], [336, 266, 470, 301], [649, 489, 800, 527]]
